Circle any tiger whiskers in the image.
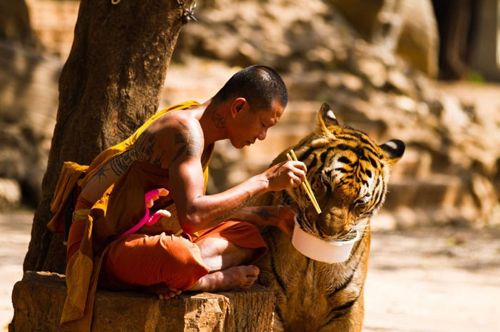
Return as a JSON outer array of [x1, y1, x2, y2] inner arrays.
[[352, 219, 370, 239], [352, 219, 369, 232]]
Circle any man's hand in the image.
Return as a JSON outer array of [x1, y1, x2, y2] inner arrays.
[[262, 161, 307, 192], [274, 205, 296, 236], [146, 188, 169, 208], [117, 188, 171, 240]]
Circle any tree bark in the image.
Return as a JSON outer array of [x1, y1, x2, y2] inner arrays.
[[23, 0, 194, 273]]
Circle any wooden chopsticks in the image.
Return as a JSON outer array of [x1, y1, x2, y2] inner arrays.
[[286, 149, 322, 214]]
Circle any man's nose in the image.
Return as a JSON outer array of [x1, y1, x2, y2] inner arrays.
[[257, 129, 267, 140]]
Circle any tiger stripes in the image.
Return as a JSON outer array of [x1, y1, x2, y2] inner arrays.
[[255, 103, 405, 331]]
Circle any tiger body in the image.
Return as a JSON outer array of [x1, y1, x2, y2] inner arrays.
[[255, 103, 405, 331]]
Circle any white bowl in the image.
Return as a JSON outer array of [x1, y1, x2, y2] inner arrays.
[[291, 223, 361, 263]]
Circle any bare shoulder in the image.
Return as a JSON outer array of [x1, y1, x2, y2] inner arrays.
[[167, 113, 204, 164], [131, 110, 204, 169], [101, 111, 203, 179]]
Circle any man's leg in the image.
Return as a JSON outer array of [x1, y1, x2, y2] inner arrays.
[[152, 236, 261, 299], [153, 220, 268, 298], [187, 236, 261, 292], [101, 226, 265, 298]]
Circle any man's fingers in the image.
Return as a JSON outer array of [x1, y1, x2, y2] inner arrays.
[[288, 174, 302, 187], [157, 210, 171, 218], [157, 188, 168, 197], [145, 188, 169, 208], [145, 188, 169, 202], [286, 160, 307, 172], [284, 161, 307, 182], [147, 209, 172, 225]]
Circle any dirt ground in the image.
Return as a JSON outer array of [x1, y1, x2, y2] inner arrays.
[[1, 211, 499, 332], [364, 224, 500, 332]]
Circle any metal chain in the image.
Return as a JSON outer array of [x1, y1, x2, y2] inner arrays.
[[177, 0, 198, 24]]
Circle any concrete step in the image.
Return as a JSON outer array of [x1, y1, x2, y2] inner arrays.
[[12, 271, 274, 331], [372, 205, 481, 230], [389, 148, 433, 180]]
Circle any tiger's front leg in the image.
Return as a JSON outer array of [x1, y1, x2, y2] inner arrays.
[[318, 294, 365, 332]]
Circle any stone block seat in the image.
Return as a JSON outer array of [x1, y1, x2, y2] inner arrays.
[[11, 271, 275, 331]]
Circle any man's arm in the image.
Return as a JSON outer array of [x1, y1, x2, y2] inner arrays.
[[169, 119, 306, 234], [228, 205, 296, 236], [79, 131, 159, 203]]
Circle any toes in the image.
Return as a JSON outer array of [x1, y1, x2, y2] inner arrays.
[[157, 287, 182, 300], [246, 265, 260, 277], [158, 291, 178, 300], [242, 277, 257, 288]]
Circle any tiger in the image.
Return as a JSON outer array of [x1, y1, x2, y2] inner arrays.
[[255, 102, 405, 331]]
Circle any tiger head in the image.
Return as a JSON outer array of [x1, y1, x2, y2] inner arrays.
[[280, 103, 405, 240]]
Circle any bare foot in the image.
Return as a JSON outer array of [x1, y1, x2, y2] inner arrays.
[[189, 265, 260, 292]]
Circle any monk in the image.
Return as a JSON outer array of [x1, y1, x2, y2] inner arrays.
[[62, 65, 307, 306]]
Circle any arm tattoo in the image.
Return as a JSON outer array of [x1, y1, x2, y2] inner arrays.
[[211, 201, 248, 224], [255, 208, 277, 221], [109, 149, 135, 176], [210, 189, 258, 224], [95, 165, 108, 183], [171, 120, 203, 163], [134, 131, 155, 159], [109, 131, 160, 176]]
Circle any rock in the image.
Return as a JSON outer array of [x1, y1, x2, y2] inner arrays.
[[11, 271, 275, 332], [331, 0, 438, 77], [355, 56, 388, 88], [0, 178, 21, 209], [174, 0, 353, 72], [387, 68, 415, 96]]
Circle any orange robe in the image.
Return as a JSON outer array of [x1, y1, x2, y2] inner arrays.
[[47, 101, 267, 331]]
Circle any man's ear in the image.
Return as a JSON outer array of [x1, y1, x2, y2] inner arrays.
[[231, 97, 247, 117]]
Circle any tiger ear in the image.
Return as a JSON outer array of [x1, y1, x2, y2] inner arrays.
[[379, 139, 405, 165], [316, 103, 339, 135]]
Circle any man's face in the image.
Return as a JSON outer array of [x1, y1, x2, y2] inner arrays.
[[229, 99, 285, 149]]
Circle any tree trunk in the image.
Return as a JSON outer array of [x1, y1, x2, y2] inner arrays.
[[23, 0, 194, 273]]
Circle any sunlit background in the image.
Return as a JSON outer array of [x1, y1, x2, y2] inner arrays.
[[1, 0, 499, 331]]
